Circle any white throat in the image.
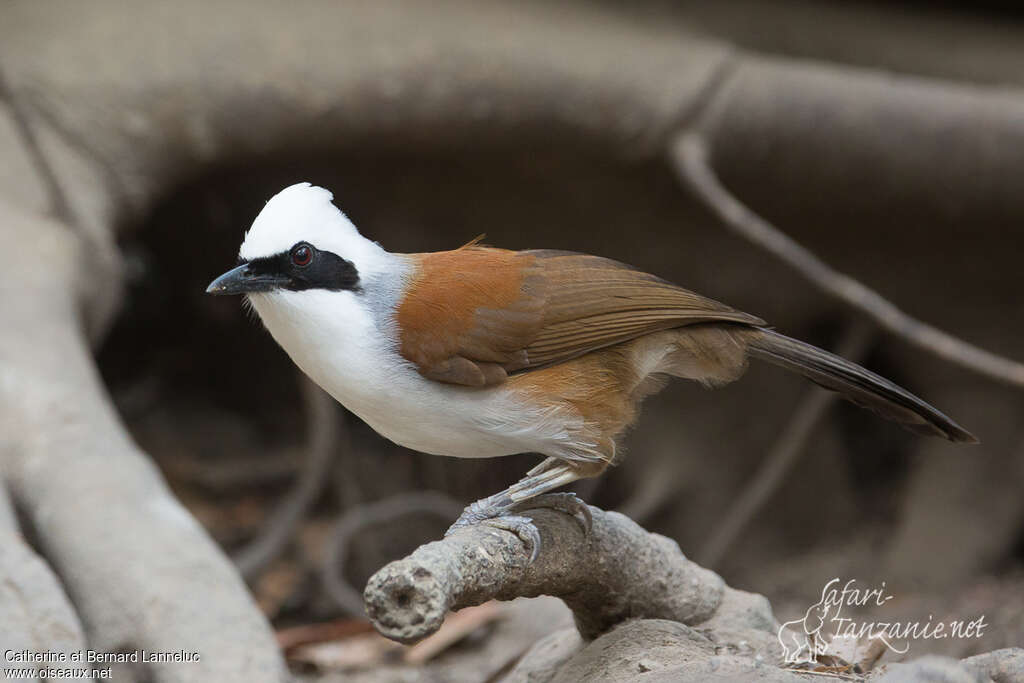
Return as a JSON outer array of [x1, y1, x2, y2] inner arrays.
[[246, 258, 409, 412]]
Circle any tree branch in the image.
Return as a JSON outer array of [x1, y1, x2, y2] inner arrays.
[[364, 504, 773, 644], [671, 133, 1024, 389]]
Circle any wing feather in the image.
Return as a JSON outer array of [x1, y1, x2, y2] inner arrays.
[[397, 247, 764, 386]]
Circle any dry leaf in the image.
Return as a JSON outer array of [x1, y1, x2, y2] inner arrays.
[[277, 618, 375, 653], [289, 632, 401, 671]]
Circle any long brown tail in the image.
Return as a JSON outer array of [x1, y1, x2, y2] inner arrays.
[[747, 329, 977, 443]]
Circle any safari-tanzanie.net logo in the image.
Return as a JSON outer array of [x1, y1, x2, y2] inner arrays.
[[778, 578, 987, 665]]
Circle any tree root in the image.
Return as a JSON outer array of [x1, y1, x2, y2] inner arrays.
[[0, 200, 287, 681]]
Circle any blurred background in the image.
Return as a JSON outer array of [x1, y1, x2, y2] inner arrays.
[[2, 1, 1023, 680]]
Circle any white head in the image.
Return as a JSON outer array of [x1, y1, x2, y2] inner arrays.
[[207, 183, 392, 298]]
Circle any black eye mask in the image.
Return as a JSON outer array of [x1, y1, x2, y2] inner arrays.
[[246, 242, 361, 292]]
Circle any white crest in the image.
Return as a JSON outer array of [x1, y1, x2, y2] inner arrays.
[[239, 183, 388, 272]]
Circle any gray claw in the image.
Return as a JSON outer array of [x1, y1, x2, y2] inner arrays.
[[445, 500, 492, 536], [477, 514, 542, 562], [445, 503, 542, 561], [445, 491, 592, 563], [515, 492, 593, 538]]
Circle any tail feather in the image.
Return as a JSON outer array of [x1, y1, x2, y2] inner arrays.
[[747, 329, 977, 443]]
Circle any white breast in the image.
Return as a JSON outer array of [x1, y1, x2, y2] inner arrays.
[[245, 287, 588, 461]]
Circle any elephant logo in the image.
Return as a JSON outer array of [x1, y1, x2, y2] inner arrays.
[[778, 579, 841, 663]]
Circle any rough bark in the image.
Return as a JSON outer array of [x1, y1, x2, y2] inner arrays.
[[364, 504, 773, 644]]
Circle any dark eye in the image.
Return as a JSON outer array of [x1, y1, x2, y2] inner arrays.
[[291, 244, 313, 267]]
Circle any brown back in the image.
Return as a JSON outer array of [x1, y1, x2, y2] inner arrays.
[[397, 246, 764, 386]]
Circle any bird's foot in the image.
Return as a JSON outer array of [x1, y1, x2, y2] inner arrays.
[[514, 492, 593, 538], [445, 499, 542, 561], [445, 492, 592, 562]]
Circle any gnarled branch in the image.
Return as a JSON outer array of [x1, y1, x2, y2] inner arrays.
[[364, 504, 773, 644], [671, 133, 1024, 389]]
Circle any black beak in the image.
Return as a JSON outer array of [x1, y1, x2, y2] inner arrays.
[[206, 263, 289, 295]]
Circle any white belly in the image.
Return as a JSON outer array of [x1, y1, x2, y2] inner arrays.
[[247, 289, 585, 460]]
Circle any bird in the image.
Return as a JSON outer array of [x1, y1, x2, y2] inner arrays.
[[207, 182, 977, 558]]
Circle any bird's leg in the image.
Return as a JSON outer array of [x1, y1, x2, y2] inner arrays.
[[524, 456, 561, 477], [445, 459, 594, 561]]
